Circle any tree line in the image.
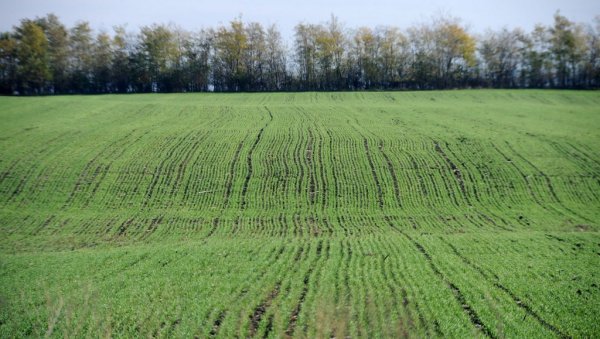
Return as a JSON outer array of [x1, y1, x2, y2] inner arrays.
[[1, 12, 599, 94]]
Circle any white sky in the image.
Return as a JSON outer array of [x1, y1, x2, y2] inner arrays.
[[1, 0, 598, 41]]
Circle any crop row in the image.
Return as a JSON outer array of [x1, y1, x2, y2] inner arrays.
[[2, 231, 598, 337], [1, 103, 597, 224]]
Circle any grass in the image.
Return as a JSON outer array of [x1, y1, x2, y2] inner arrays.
[[0, 90, 599, 337]]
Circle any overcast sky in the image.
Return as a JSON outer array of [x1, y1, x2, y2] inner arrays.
[[1, 0, 598, 40]]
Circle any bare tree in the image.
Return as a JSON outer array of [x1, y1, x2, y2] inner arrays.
[[264, 24, 287, 90], [480, 28, 526, 87]]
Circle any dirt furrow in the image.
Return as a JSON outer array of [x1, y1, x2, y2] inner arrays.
[[249, 282, 281, 337]]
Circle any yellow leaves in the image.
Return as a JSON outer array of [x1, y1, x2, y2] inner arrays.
[[355, 27, 375, 47], [438, 22, 476, 67]]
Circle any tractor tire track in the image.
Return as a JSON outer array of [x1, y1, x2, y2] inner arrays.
[[240, 107, 273, 210], [142, 131, 195, 208], [384, 217, 496, 338], [378, 141, 402, 208], [440, 238, 569, 338], [504, 142, 594, 223], [63, 129, 138, 208], [363, 137, 384, 209], [285, 240, 324, 338], [433, 140, 471, 206]]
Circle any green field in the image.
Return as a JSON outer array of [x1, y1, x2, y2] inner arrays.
[[0, 90, 599, 338]]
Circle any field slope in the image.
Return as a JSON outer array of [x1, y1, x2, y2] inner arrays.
[[0, 90, 599, 337]]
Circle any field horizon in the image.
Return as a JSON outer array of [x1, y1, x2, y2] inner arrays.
[[1, 89, 599, 337]]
